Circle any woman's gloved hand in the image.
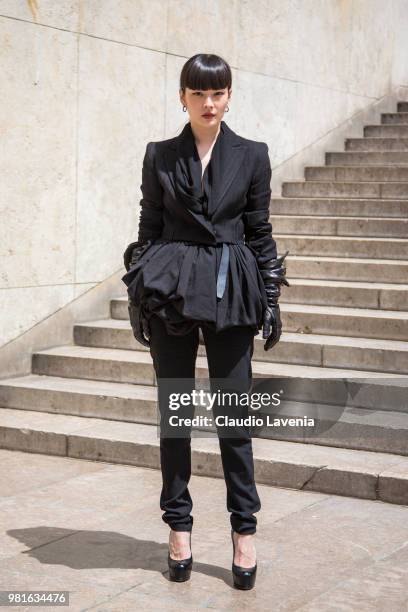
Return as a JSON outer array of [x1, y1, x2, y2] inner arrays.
[[259, 250, 290, 351], [123, 239, 152, 272], [262, 283, 283, 351], [128, 297, 150, 347]]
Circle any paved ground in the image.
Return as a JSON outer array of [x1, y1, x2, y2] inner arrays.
[[0, 449, 407, 611]]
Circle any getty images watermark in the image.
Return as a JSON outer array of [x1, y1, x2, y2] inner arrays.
[[165, 386, 314, 428], [153, 376, 375, 439], [153, 376, 404, 439]]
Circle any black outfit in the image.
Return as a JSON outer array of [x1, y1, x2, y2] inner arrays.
[[149, 312, 260, 534], [122, 120, 278, 534], [122, 120, 277, 337]]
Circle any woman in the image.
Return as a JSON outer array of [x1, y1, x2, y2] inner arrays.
[[122, 53, 289, 590]]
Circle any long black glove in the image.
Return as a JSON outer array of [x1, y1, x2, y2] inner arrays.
[[259, 250, 290, 351], [123, 239, 153, 347]]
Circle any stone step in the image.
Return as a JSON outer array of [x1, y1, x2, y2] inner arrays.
[[305, 166, 408, 182], [32, 340, 404, 385], [0, 375, 407, 456], [270, 197, 408, 218], [105, 299, 408, 341], [282, 180, 408, 198], [257, 399, 408, 456], [4, 368, 406, 414], [397, 101, 408, 113], [0, 375, 158, 423], [0, 407, 406, 504], [364, 124, 408, 137], [326, 151, 408, 164], [274, 234, 408, 259], [31, 345, 156, 386], [280, 303, 408, 341], [74, 318, 408, 374], [270, 278, 408, 311], [270, 214, 408, 238], [286, 255, 408, 283], [345, 137, 408, 152], [381, 112, 408, 124]]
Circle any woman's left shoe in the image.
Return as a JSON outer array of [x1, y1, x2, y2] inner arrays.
[[167, 530, 193, 582], [231, 529, 257, 590]]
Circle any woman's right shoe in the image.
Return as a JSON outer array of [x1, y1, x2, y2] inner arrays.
[[168, 530, 192, 582], [231, 529, 257, 590]]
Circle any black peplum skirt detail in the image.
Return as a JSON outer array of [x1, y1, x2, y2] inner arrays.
[[122, 238, 268, 337]]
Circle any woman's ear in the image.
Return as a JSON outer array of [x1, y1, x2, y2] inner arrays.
[[179, 88, 186, 106]]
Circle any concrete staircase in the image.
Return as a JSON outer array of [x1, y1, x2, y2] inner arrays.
[[1, 102, 408, 506]]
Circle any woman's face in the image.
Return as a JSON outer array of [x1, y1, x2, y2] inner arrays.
[[180, 86, 231, 128]]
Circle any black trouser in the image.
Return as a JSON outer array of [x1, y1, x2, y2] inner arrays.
[[148, 314, 261, 535]]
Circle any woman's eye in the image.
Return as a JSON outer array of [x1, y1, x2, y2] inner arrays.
[[193, 92, 223, 96]]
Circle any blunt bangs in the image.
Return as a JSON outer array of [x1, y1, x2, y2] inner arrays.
[[180, 53, 232, 92]]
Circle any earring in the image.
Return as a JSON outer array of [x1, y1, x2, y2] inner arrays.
[[225, 106, 229, 112], [182, 105, 187, 112]]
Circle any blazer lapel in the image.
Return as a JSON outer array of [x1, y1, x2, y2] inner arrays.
[[163, 120, 247, 221], [210, 121, 247, 218]]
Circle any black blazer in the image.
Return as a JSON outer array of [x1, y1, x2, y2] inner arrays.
[[126, 120, 277, 269]]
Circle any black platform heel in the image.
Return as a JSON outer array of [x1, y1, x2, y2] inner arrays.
[[168, 530, 192, 582], [231, 529, 257, 590]]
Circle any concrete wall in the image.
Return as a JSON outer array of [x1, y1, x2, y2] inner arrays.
[[1, 0, 408, 354]]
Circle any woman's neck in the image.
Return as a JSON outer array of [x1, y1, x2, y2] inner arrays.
[[190, 121, 221, 147]]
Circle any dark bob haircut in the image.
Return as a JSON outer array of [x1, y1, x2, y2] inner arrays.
[[180, 53, 232, 92]]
